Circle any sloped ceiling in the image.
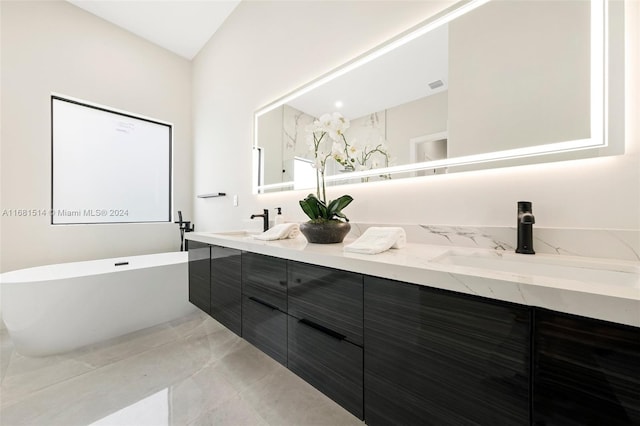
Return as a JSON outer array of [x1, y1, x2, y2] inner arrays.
[[66, 0, 241, 60]]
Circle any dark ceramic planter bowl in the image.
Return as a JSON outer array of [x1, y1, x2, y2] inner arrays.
[[299, 221, 351, 244]]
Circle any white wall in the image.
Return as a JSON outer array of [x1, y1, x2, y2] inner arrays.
[[192, 0, 638, 234], [448, 0, 591, 156], [0, 1, 192, 272], [387, 91, 448, 164]]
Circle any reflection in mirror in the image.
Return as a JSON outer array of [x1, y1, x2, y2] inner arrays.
[[254, 0, 617, 194]]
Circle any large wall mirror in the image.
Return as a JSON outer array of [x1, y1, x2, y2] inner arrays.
[[253, 0, 624, 193]]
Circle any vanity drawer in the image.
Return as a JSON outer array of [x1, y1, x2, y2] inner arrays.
[[533, 309, 640, 425], [288, 261, 363, 346], [288, 315, 363, 419], [210, 246, 242, 336], [242, 252, 287, 312], [188, 241, 211, 314], [242, 295, 287, 366], [364, 276, 530, 426]]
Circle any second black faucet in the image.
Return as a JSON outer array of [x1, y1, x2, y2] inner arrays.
[[516, 201, 535, 254], [250, 209, 269, 232]]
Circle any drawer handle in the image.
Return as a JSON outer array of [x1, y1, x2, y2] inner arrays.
[[299, 318, 346, 341], [279, 280, 287, 286], [248, 296, 279, 311]]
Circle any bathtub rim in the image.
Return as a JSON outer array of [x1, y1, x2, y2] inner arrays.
[[0, 251, 188, 284]]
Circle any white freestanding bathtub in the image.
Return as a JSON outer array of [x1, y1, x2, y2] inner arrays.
[[0, 251, 196, 356]]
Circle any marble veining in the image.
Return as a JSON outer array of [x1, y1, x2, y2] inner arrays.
[[187, 231, 639, 327], [447, 272, 480, 296], [350, 223, 640, 261]]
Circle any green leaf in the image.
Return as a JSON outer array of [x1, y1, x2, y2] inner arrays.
[[300, 193, 326, 220], [301, 193, 352, 221], [299, 199, 316, 220], [317, 200, 328, 219], [327, 195, 353, 215]]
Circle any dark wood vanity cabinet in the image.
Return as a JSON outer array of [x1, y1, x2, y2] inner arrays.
[[241, 252, 288, 366], [288, 262, 363, 346], [190, 242, 640, 426], [287, 262, 364, 419], [242, 252, 287, 312], [242, 295, 287, 365], [187, 243, 242, 336], [209, 246, 242, 336], [188, 241, 211, 314], [364, 275, 531, 426], [533, 309, 640, 426], [288, 315, 364, 419]]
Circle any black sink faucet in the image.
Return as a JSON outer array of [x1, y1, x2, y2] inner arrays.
[[251, 209, 269, 232], [516, 201, 535, 254]]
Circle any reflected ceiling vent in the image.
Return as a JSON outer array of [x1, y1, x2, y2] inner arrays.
[[428, 80, 444, 90]]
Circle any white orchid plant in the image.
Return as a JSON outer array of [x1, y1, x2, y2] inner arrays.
[[342, 140, 391, 175], [301, 112, 353, 223], [301, 112, 393, 223]]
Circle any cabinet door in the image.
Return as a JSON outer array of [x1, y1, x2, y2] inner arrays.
[[364, 276, 531, 426], [288, 261, 363, 346], [534, 309, 640, 425], [288, 316, 363, 419], [210, 246, 242, 336], [242, 252, 287, 312], [242, 295, 287, 366], [188, 241, 210, 314]]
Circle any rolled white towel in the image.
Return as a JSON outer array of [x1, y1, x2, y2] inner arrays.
[[252, 223, 300, 241], [344, 227, 406, 254]]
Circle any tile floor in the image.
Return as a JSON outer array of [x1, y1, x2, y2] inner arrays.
[[0, 311, 363, 426]]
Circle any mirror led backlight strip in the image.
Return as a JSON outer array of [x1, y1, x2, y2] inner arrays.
[[254, 0, 607, 193]]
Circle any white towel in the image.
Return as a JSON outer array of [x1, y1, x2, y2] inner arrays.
[[344, 227, 406, 254], [252, 223, 300, 241]]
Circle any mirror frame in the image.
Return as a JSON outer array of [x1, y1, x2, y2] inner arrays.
[[253, 0, 610, 194]]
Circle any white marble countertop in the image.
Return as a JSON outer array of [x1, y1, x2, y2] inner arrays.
[[187, 231, 640, 328]]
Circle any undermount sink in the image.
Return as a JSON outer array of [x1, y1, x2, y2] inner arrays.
[[432, 250, 640, 287]]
